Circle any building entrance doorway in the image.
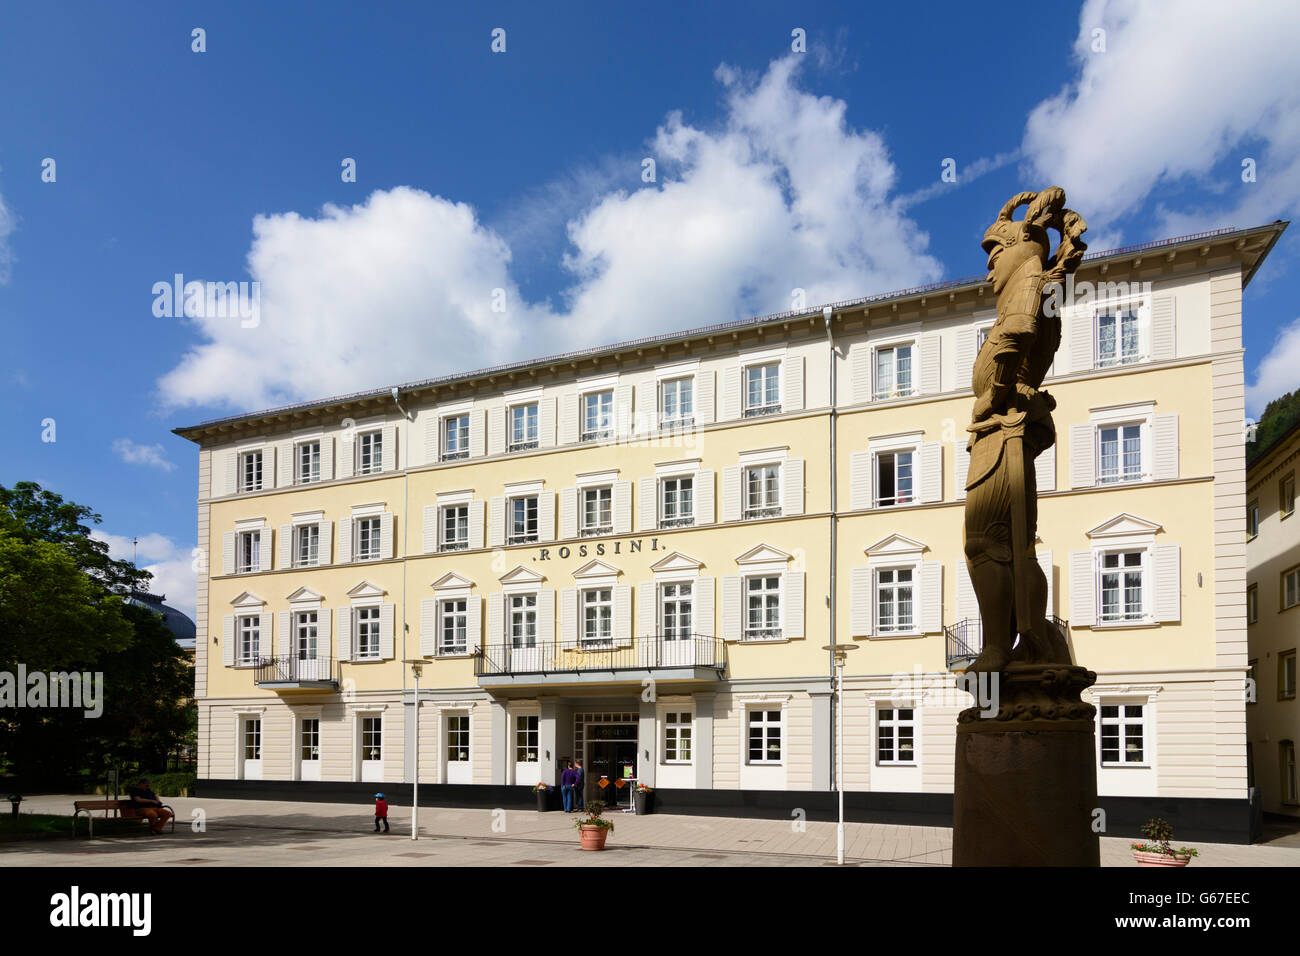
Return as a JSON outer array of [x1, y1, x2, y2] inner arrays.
[[579, 720, 637, 809]]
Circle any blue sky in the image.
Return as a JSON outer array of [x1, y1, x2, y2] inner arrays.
[[2, 0, 1299, 616]]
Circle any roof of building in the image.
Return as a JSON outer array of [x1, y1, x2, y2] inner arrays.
[[126, 590, 197, 648], [174, 220, 1289, 443]]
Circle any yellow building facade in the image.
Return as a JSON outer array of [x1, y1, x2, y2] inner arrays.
[[177, 222, 1286, 842]]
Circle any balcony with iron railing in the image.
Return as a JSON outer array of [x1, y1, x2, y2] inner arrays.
[[475, 633, 725, 684], [944, 616, 1070, 671], [254, 655, 338, 690]]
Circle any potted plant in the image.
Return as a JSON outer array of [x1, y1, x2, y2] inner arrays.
[[1131, 818, 1199, 867], [633, 782, 654, 815], [574, 799, 614, 850], [532, 782, 553, 812]]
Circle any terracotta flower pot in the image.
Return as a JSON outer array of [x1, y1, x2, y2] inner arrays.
[[1133, 850, 1191, 868], [579, 825, 609, 851]]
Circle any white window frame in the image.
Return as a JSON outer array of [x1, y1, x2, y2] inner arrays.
[[875, 566, 917, 636], [1099, 700, 1148, 767], [443, 413, 470, 461], [876, 705, 917, 765], [354, 604, 382, 661], [294, 523, 320, 568], [663, 710, 693, 764], [581, 389, 614, 443], [660, 580, 694, 640], [360, 715, 383, 767], [508, 593, 538, 648], [296, 440, 321, 484], [1248, 583, 1259, 625], [1097, 549, 1149, 625], [507, 494, 539, 545], [745, 706, 783, 765], [237, 529, 261, 574], [438, 598, 468, 656], [580, 486, 613, 537], [1247, 498, 1260, 540], [440, 503, 469, 552], [580, 587, 614, 647], [354, 515, 382, 562], [243, 717, 263, 761], [660, 474, 695, 529], [743, 463, 781, 519], [239, 448, 264, 493], [1281, 649, 1297, 701], [237, 614, 261, 665], [874, 448, 916, 507], [742, 574, 782, 642], [743, 362, 781, 418], [873, 340, 916, 400], [356, 429, 383, 475], [509, 402, 539, 452], [515, 714, 539, 764], [445, 712, 471, 765], [300, 717, 320, 764], [660, 376, 695, 430], [1282, 473, 1296, 519], [1094, 297, 1149, 369], [1284, 566, 1300, 611]]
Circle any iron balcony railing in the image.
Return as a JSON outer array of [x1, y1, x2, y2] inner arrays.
[[254, 655, 338, 686], [944, 616, 1071, 670], [475, 634, 725, 677]]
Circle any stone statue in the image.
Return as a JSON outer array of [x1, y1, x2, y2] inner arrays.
[[963, 186, 1087, 676]]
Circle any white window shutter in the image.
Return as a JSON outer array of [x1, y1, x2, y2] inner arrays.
[[956, 559, 978, 622], [559, 587, 577, 649], [318, 520, 332, 565], [486, 594, 504, 646], [380, 512, 394, 560], [615, 383, 634, 440], [539, 396, 557, 448], [955, 328, 979, 393], [637, 581, 656, 638], [468, 500, 485, 550], [614, 584, 632, 647], [784, 571, 805, 639], [559, 394, 578, 445], [381, 424, 396, 472], [278, 524, 291, 569], [222, 615, 235, 666], [379, 603, 395, 659], [319, 437, 334, 482], [222, 531, 235, 575], [276, 440, 294, 488], [560, 487, 579, 539], [424, 417, 439, 465], [781, 458, 804, 516], [850, 450, 873, 510], [318, 608, 332, 661], [1068, 307, 1093, 373], [1037, 550, 1054, 617], [338, 433, 354, 479], [277, 611, 290, 657], [259, 530, 272, 574], [613, 481, 632, 535], [488, 406, 505, 455], [696, 470, 715, 524], [488, 496, 505, 548], [466, 596, 482, 650], [721, 366, 741, 421], [420, 599, 436, 656], [1150, 293, 1176, 362], [695, 576, 715, 637], [1153, 543, 1181, 623], [919, 333, 941, 395], [721, 575, 742, 642], [336, 607, 351, 662], [1153, 414, 1179, 481], [422, 505, 438, 554], [538, 490, 556, 543], [338, 517, 352, 564], [920, 562, 943, 633], [849, 567, 873, 637], [919, 442, 943, 503], [1069, 550, 1096, 627], [535, 590, 554, 646], [217, 450, 237, 496], [1036, 446, 1056, 493], [954, 442, 971, 501], [696, 370, 715, 425], [850, 343, 872, 404], [637, 478, 657, 532], [721, 465, 742, 522], [782, 355, 804, 411], [469, 408, 486, 458], [1069, 423, 1095, 488]]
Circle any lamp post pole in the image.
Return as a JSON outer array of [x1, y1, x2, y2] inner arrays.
[[404, 659, 424, 840], [823, 643, 857, 865]]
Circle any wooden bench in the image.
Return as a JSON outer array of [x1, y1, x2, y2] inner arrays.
[[73, 799, 175, 837]]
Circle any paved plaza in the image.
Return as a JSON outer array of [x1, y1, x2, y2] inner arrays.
[[3, 794, 1299, 867]]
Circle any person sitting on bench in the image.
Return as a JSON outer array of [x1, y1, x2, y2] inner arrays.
[[127, 779, 173, 834]]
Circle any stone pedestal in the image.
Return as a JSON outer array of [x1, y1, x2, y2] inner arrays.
[[952, 663, 1100, 867]]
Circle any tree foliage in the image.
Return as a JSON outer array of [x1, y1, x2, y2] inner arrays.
[[1249, 389, 1300, 466]]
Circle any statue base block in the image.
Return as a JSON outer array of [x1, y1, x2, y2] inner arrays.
[[952, 663, 1100, 867]]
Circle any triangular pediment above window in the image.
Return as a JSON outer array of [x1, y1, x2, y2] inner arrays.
[[346, 580, 386, 599], [864, 533, 927, 557], [573, 558, 621, 579], [230, 591, 265, 608], [1086, 513, 1162, 539], [735, 544, 792, 566], [431, 571, 474, 590], [650, 551, 703, 573], [285, 586, 324, 603], [499, 565, 545, 586]]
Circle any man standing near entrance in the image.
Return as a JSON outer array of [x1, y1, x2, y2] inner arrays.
[[573, 759, 585, 810]]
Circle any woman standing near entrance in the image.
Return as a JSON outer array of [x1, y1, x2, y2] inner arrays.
[[560, 761, 577, 812]]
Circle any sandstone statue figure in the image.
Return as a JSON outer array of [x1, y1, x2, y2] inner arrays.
[[963, 186, 1087, 676]]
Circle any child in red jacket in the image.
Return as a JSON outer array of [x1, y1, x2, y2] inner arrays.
[[373, 793, 390, 833]]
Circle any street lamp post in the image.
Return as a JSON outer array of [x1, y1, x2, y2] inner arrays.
[[823, 643, 858, 865], [403, 659, 425, 840]]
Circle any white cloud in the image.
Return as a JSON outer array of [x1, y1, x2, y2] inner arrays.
[[92, 530, 196, 621], [0, 187, 14, 284], [112, 438, 176, 472], [1247, 315, 1300, 417], [158, 56, 942, 411], [1022, 0, 1300, 239]]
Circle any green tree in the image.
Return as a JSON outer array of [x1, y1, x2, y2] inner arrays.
[[1250, 389, 1300, 466]]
